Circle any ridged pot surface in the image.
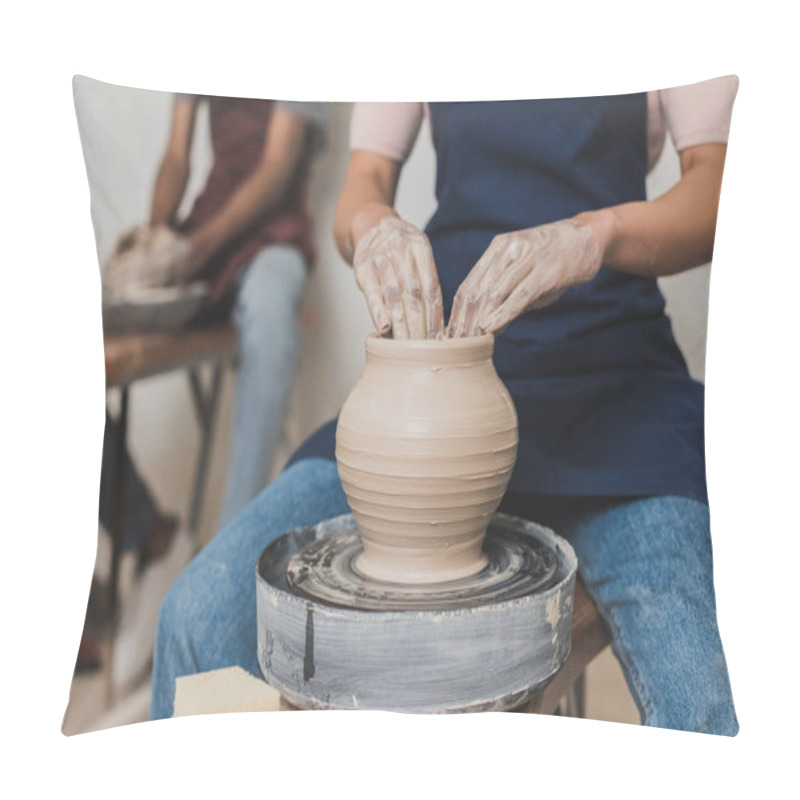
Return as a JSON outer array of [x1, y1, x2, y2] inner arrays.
[[336, 334, 518, 584]]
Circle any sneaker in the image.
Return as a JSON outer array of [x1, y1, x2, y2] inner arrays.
[[112, 527, 195, 692]]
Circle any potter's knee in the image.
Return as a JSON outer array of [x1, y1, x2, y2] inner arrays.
[[155, 581, 181, 646], [156, 566, 204, 649], [646, 696, 739, 736], [281, 457, 344, 499]]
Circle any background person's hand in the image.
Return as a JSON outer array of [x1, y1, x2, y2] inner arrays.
[[352, 216, 445, 339], [448, 217, 610, 337], [104, 225, 192, 296]]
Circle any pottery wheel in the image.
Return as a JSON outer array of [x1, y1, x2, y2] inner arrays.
[[286, 525, 558, 611], [256, 512, 578, 713]]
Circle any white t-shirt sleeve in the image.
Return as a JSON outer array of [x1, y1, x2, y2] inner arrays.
[[349, 84, 737, 173], [349, 102, 425, 162], [660, 75, 739, 153]]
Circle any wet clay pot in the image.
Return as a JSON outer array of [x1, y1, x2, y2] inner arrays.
[[336, 334, 518, 584]]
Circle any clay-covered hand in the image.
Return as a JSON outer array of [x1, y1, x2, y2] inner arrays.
[[104, 225, 192, 296], [448, 218, 606, 337], [352, 216, 445, 339]]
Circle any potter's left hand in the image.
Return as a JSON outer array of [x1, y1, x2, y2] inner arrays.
[[448, 217, 611, 337]]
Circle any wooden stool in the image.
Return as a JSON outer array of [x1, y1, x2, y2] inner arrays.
[[524, 576, 611, 716]]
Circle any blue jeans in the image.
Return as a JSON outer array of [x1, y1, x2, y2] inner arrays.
[[217, 244, 307, 528], [151, 459, 738, 735]]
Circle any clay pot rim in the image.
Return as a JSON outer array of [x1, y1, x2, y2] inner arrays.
[[366, 333, 494, 363]]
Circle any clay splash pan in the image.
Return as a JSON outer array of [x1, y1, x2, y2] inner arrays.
[[255, 512, 578, 713], [285, 521, 559, 611]]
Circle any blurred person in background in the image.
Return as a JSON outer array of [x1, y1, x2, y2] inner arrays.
[[82, 96, 327, 690]]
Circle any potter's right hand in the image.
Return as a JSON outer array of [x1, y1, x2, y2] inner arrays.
[[353, 217, 445, 339]]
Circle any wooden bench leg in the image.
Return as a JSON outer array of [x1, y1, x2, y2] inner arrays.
[[106, 385, 129, 708], [108, 386, 129, 622], [527, 579, 611, 716], [558, 672, 587, 718], [187, 364, 224, 533]]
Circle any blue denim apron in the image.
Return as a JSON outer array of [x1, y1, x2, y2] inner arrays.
[[290, 96, 707, 504]]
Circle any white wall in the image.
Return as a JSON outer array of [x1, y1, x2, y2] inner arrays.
[[74, 77, 709, 545]]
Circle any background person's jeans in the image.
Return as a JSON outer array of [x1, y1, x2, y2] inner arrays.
[[151, 458, 738, 735], [217, 244, 307, 528]]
